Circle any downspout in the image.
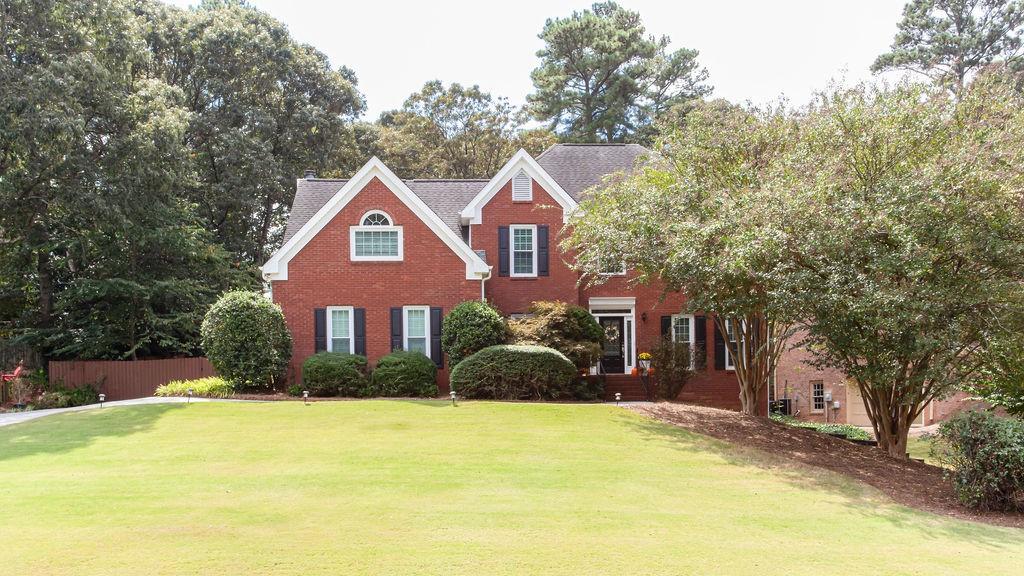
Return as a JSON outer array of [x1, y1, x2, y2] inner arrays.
[[476, 269, 492, 302]]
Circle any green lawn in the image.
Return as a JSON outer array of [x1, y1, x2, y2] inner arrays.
[[907, 435, 940, 466], [0, 402, 1020, 575]]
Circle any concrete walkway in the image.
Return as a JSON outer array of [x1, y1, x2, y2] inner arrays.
[[0, 397, 255, 428]]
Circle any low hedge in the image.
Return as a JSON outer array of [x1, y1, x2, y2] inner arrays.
[[770, 414, 871, 441], [449, 344, 578, 400], [33, 383, 100, 409], [155, 377, 234, 399], [302, 352, 369, 397], [369, 351, 438, 397]]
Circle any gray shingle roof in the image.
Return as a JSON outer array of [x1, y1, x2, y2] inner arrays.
[[281, 144, 650, 246], [536, 143, 650, 200], [282, 178, 486, 244]]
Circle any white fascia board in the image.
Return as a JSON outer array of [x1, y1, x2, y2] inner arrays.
[[459, 149, 578, 225], [263, 157, 489, 281]]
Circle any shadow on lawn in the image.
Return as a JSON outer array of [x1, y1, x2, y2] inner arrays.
[[0, 404, 184, 463], [616, 410, 1024, 548]]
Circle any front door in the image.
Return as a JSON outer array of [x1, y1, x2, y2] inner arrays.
[[599, 316, 625, 374]]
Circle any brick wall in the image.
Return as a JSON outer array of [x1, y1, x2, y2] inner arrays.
[[272, 177, 479, 390], [775, 329, 850, 422], [471, 179, 580, 313]]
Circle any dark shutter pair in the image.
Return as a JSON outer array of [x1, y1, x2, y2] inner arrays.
[[497, 225, 549, 277], [659, 314, 707, 369], [314, 308, 366, 355], [390, 307, 444, 368]]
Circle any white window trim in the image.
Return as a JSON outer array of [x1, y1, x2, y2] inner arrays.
[[724, 320, 738, 370], [811, 381, 825, 413], [350, 224, 404, 262], [358, 209, 393, 226], [402, 305, 430, 358], [509, 224, 537, 278], [326, 306, 354, 353], [511, 169, 533, 201], [671, 314, 696, 368]]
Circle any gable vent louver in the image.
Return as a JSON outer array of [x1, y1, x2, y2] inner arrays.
[[512, 169, 532, 201]]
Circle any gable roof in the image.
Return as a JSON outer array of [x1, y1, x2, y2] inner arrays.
[[536, 143, 649, 200], [459, 149, 578, 225], [283, 178, 485, 243], [263, 157, 490, 281]]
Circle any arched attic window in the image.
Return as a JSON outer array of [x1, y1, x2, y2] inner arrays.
[[351, 210, 403, 261]]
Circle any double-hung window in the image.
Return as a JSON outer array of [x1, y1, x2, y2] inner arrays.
[[403, 306, 430, 357], [724, 320, 738, 370], [510, 224, 537, 277], [812, 380, 825, 412], [351, 210, 403, 261], [671, 314, 695, 366], [327, 306, 354, 353]]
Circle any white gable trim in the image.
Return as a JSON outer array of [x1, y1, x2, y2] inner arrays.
[[262, 157, 490, 281], [459, 149, 578, 225]]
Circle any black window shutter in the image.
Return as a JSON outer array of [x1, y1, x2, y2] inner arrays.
[[713, 319, 726, 370], [537, 225, 549, 276], [694, 315, 707, 369], [430, 307, 443, 368], [390, 307, 403, 352], [353, 308, 367, 356], [660, 316, 671, 339], [498, 226, 510, 277], [314, 308, 327, 353]]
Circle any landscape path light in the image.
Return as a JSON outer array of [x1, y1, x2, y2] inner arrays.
[[187, 388, 193, 404], [303, 390, 309, 405], [450, 389, 457, 407], [98, 393, 105, 408]]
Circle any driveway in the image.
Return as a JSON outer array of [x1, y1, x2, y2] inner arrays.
[[0, 397, 255, 428]]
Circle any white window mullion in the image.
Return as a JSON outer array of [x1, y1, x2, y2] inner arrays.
[[510, 224, 537, 277], [403, 306, 430, 358], [326, 306, 354, 353]]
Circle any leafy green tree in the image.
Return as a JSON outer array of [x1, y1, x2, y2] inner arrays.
[[786, 76, 1024, 457], [373, 81, 555, 179], [201, 291, 292, 390], [529, 2, 710, 143], [1, 0, 253, 360], [872, 0, 1024, 94], [564, 100, 798, 415], [137, 0, 366, 264]]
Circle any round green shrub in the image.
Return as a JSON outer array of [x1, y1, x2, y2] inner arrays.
[[449, 344, 578, 400], [507, 301, 603, 369], [934, 411, 1024, 511], [441, 301, 509, 367], [302, 352, 368, 397], [201, 291, 292, 390], [369, 351, 438, 397]]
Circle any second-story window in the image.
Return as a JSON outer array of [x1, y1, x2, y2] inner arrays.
[[351, 210, 403, 261], [510, 224, 537, 277]]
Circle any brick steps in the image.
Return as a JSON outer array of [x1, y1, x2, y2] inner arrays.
[[602, 375, 651, 401]]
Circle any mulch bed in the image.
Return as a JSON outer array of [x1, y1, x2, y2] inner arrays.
[[630, 402, 1024, 529]]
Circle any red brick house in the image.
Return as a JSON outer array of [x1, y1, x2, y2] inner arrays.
[[263, 144, 759, 411]]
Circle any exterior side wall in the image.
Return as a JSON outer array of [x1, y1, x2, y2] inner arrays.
[[272, 177, 478, 391], [472, 179, 579, 314], [775, 330, 850, 423]]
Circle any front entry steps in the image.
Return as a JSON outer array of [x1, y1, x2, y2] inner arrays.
[[602, 374, 650, 402]]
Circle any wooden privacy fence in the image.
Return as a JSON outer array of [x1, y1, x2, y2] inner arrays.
[[48, 357, 215, 401]]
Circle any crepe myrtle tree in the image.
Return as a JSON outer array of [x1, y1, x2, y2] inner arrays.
[[564, 100, 800, 415], [785, 76, 1024, 457]]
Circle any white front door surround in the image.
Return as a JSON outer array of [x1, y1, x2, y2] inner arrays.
[[589, 297, 636, 375]]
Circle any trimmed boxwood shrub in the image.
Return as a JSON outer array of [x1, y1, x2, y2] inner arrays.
[[449, 344, 577, 400], [369, 351, 438, 397], [507, 301, 603, 369], [302, 352, 368, 397], [934, 411, 1024, 511], [201, 291, 292, 390], [441, 301, 508, 367]]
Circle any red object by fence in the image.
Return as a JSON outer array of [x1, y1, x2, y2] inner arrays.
[[48, 357, 215, 401]]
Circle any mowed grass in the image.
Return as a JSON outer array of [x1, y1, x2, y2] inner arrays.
[[0, 402, 1021, 575]]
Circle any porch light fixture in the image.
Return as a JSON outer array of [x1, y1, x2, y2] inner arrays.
[[303, 390, 309, 405], [450, 389, 457, 407], [187, 388, 193, 404], [98, 393, 105, 408]]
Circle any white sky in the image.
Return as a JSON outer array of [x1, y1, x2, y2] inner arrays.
[[166, 0, 909, 120]]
